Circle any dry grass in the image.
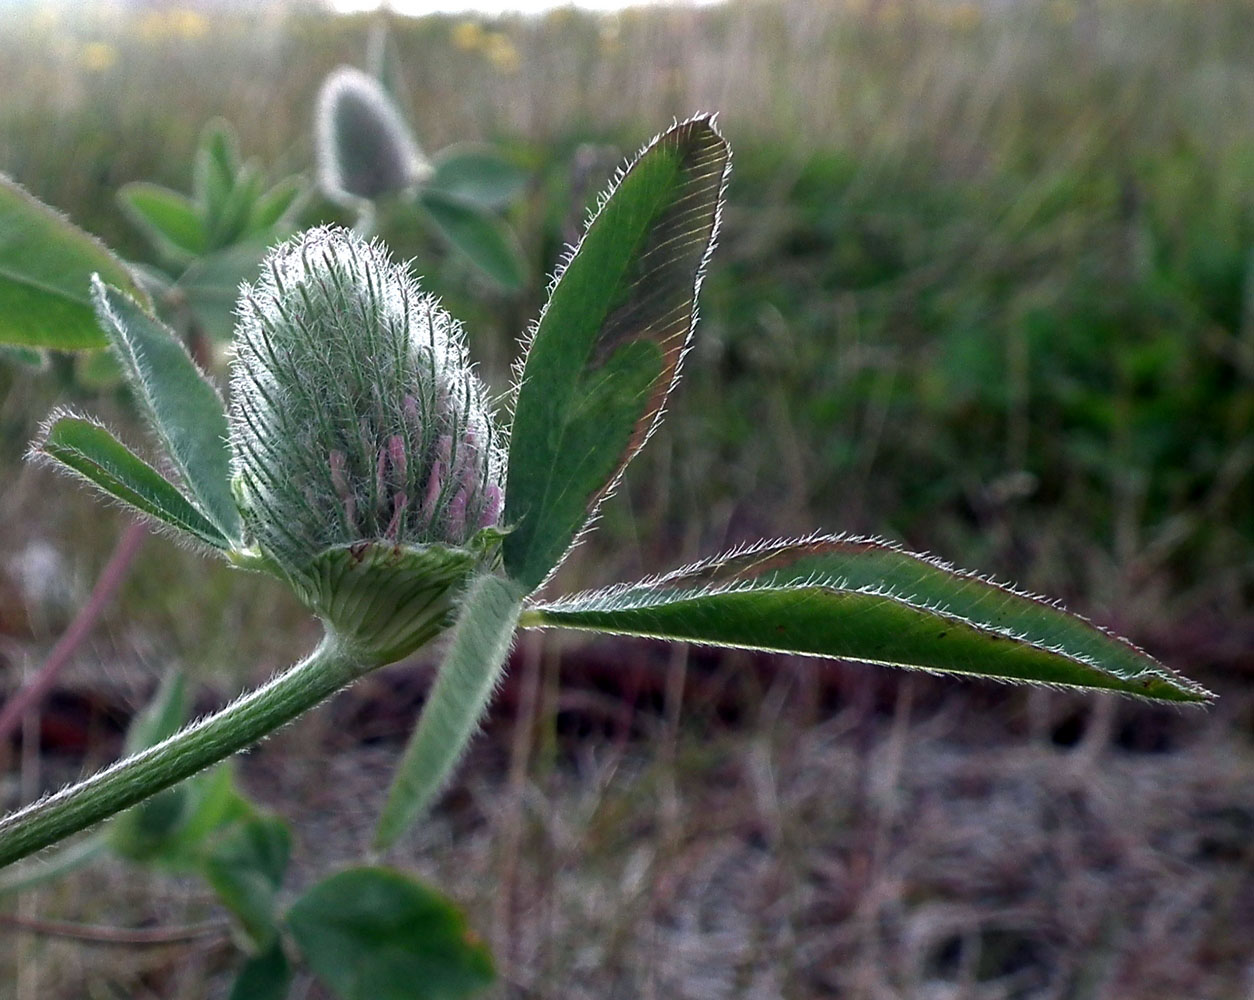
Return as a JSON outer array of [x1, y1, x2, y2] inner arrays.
[[5, 641, 1251, 998]]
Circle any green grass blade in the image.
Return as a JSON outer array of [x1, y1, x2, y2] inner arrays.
[[36, 413, 232, 550], [503, 115, 731, 592], [523, 535, 1213, 704], [419, 188, 526, 289], [117, 182, 207, 259], [0, 832, 108, 897], [374, 574, 525, 849], [91, 280, 242, 544], [0, 175, 146, 350]]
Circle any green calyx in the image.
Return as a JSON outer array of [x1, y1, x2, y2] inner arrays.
[[289, 530, 505, 666]]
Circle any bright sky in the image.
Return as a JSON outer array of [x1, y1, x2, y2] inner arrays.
[[331, 0, 723, 14]]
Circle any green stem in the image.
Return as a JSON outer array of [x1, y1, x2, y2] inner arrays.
[[0, 631, 371, 869]]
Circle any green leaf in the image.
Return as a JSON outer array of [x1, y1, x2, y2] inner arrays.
[[374, 573, 525, 849], [174, 237, 273, 342], [91, 280, 242, 544], [429, 145, 528, 210], [523, 536, 1214, 704], [0, 344, 48, 371], [0, 175, 146, 349], [203, 814, 291, 950], [74, 348, 124, 390], [109, 683, 251, 869], [109, 784, 189, 861], [117, 182, 207, 259], [37, 414, 231, 549], [110, 673, 193, 860], [503, 116, 730, 591], [111, 758, 253, 868], [195, 120, 241, 220], [230, 940, 291, 1000], [124, 672, 189, 756], [248, 176, 306, 233], [208, 161, 264, 250], [287, 867, 494, 1000], [171, 762, 254, 852], [419, 188, 526, 289]]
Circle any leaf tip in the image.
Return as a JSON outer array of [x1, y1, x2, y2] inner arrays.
[[27, 405, 87, 465]]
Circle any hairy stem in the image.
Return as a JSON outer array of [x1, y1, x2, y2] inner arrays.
[[0, 631, 372, 869]]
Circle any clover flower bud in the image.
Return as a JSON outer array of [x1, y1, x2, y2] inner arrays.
[[228, 227, 505, 658], [315, 66, 432, 206]]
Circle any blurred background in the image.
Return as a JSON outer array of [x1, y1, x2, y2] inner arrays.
[[0, 0, 1252, 996]]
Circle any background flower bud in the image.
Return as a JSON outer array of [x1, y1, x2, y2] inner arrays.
[[229, 225, 506, 579], [315, 66, 432, 205]]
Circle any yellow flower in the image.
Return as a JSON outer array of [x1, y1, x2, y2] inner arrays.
[[451, 20, 485, 52], [484, 32, 520, 74], [139, 9, 210, 42], [171, 10, 209, 40], [80, 42, 117, 73]]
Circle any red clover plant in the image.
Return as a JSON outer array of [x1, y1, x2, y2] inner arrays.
[[0, 116, 1212, 878]]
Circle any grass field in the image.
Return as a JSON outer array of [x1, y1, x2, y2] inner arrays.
[[0, 0, 1252, 996]]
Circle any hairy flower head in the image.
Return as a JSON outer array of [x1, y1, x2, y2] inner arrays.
[[229, 226, 505, 579]]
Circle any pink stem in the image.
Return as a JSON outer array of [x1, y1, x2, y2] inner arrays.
[[0, 520, 148, 745]]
